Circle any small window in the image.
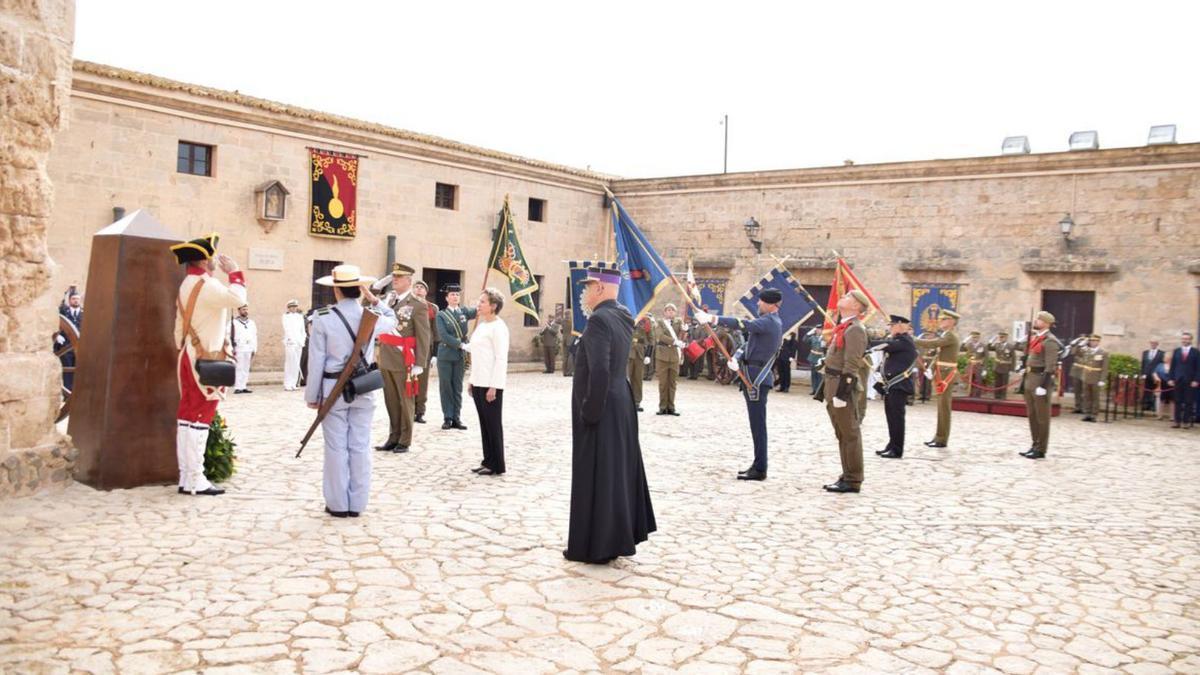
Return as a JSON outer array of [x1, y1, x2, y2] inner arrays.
[[524, 275, 544, 327], [177, 141, 214, 176], [435, 182, 457, 210], [528, 198, 546, 222]]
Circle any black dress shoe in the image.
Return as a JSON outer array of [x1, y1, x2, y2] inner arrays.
[[636, 406, 644, 412], [656, 410, 668, 415], [737, 466, 755, 476], [879, 449, 903, 459], [1025, 451, 1046, 459], [923, 440, 946, 448], [1082, 416, 1095, 422], [348, 511, 360, 518], [451, 421, 468, 430], [243, 388, 253, 394], [1020, 449, 1035, 457], [178, 486, 225, 495], [392, 445, 409, 454], [325, 507, 350, 518], [1171, 423, 1182, 428], [667, 409, 680, 416], [375, 441, 398, 451], [875, 447, 891, 456], [738, 468, 767, 481], [415, 415, 426, 424], [471, 466, 486, 474], [442, 421, 453, 430], [476, 467, 497, 476], [823, 480, 860, 493]]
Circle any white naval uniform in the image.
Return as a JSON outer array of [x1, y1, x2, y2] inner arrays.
[[282, 311, 307, 390], [230, 316, 258, 390], [305, 297, 396, 514]]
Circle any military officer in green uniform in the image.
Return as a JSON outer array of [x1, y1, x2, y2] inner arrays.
[[653, 304, 685, 415], [989, 330, 1018, 399], [435, 283, 476, 430], [914, 309, 961, 448], [537, 317, 562, 374], [964, 330, 988, 397], [1022, 311, 1062, 459], [823, 290, 869, 493], [412, 279, 435, 424], [1067, 334, 1089, 413], [372, 263, 431, 453], [1080, 333, 1109, 422], [628, 316, 651, 412]]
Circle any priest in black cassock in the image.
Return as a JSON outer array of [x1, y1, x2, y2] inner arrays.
[[565, 266, 656, 564]]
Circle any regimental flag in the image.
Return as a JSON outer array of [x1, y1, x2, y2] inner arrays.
[[911, 283, 960, 336], [309, 148, 358, 238], [566, 260, 617, 337], [692, 278, 727, 315], [737, 266, 820, 337], [610, 195, 673, 321], [823, 258, 888, 333], [487, 195, 540, 322]]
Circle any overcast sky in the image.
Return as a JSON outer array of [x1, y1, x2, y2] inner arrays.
[[73, 1, 1199, 178]]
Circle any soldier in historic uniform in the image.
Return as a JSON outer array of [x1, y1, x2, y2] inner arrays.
[[412, 280, 435, 424], [963, 330, 988, 397], [653, 304, 685, 415], [822, 290, 869, 493], [695, 288, 784, 481], [538, 317, 562, 374], [874, 315, 917, 459], [989, 330, 1018, 400], [628, 316, 651, 412], [370, 263, 430, 452], [1022, 311, 1062, 459], [435, 283, 476, 430], [230, 305, 257, 393], [1075, 333, 1094, 413], [914, 309, 961, 448], [307, 265, 397, 517], [170, 234, 245, 496], [1079, 334, 1109, 422]]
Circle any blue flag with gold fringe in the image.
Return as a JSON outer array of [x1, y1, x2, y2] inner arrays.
[[737, 266, 821, 336], [611, 197, 673, 321], [566, 260, 618, 337]]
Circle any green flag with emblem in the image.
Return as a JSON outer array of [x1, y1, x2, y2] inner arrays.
[[486, 195, 540, 322]]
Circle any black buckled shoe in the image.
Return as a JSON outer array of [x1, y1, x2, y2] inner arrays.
[[325, 507, 349, 518], [1025, 451, 1046, 459]]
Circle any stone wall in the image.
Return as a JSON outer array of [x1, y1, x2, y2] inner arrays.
[[46, 63, 611, 367], [611, 147, 1200, 356], [0, 0, 77, 498]]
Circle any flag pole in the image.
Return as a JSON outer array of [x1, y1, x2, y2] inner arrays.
[[604, 187, 753, 390]]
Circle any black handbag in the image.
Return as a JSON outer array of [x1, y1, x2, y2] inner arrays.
[[331, 307, 384, 403], [178, 279, 238, 388]]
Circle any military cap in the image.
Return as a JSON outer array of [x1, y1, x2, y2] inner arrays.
[[997, 330, 1009, 336], [759, 288, 783, 304], [170, 233, 219, 264], [888, 314, 911, 325], [413, 279, 429, 291], [443, 283, 462, 293], [941, 309, 961, 320], [391, 262, 415, 277], [1036, 310, 1056, 325], [1089, 333, 1102, 340], [286, 299, 299, 307], [970, 330, 981, 336], [663, 302, 678, 311], [847, 289, 870, 310]]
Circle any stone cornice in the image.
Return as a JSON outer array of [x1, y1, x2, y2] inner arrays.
[[611, 145, 1200, 196], [1021, 261, 1120, 275], [783, 258, 839, 271], [71, 61, 614, 193], [899, 260, 970, 273]]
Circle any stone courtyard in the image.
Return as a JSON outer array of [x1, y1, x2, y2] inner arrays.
[[1, 373, 1198, 674]]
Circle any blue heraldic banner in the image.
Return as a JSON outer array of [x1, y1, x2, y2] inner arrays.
[[611, 197, 672, 321], [910, 283, 961, 335], [566, 261, 604, 337], [737, 266, 819, 336], [694, 278, 726, 315]]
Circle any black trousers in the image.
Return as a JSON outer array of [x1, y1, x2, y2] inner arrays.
[[884, 387, 907, 454], [776, 359, 791, 391], [471, 387, 505, 473], [744, 386, 769, 472], [1177, 385, 1197, 424]]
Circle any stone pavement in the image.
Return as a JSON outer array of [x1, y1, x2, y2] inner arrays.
[[2, 374, 1198, 674]]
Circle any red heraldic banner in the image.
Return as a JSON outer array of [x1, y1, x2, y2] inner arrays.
[[309, 148, 359, 238]]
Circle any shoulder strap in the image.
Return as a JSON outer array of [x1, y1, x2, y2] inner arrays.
[[176, 278, 205, 351], [331, 306, 371, 363]]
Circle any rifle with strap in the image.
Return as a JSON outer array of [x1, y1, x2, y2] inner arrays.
[[296, 309, 380, 458]]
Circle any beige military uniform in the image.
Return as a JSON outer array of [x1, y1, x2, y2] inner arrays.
[[989, 337, 1018, 400], [1080, 342, 1110, 418], [1023, 329, 1063, 453], [628, 320, 650, 407], [378, 290, 431, 447], [964, 335, 988, 397], [1067, 337, 1087, 412], [824, 318, 868, 487], [914, 330, 961, 445], [653, 316, 684, 413]]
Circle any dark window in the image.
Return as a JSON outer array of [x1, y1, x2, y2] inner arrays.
[[422, 268, 463, 312], [311, 260, 343, 309], [177, 141, 214, 176], [1041, 289, 1095, 392], [435, 182, 457, 210], [524, 275, 544, 327], [528, 198, 546, 222]]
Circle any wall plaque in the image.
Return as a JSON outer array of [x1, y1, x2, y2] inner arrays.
[[248, 247, 284, 271]]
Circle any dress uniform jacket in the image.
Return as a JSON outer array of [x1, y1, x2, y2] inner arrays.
[[1080, 345, 1109, 416], [879, 332, 917, 455], [717, 311, 783, 473], [652, 316, 685, 412], [1023, 329, 1062, 453], [964, 336, 987, 396], [377, 290, 431, 446], [824, 318, 868, 486], [436, 304, 478, 425], [914, 329, 961, 445]]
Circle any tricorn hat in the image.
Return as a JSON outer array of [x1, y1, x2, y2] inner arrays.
[[316, 264, 377, 288], [759, 288, 783, 304], [170, 233, 219, 265]]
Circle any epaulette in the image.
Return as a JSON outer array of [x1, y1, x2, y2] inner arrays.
[[315, 306, 333, 316]]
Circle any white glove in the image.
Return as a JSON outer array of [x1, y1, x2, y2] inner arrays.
[[1098, 381, 1105, 388], [460, 342, 472, 353], [727, 359, 740, 372], [54, 334, 65, 346], [981, 370, 988, 379], [673, 340, 685, 348], [693, 310, 716, 325], [430, 356, 437, 365], [924, 368, 933, 379], [411, 366, 424, 377], [643, 356, 650, 365], [1035, 386, 1047, 396], [832, 397, 848, 408]]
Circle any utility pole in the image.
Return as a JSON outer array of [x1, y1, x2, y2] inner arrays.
[[723, 114, 728, 174]]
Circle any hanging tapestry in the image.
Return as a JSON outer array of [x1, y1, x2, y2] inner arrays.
[[309, 148, 358, 238]]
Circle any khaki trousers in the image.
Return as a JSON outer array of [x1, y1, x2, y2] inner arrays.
[[825, 388, 864, 487], [628, 357, 645, 405], [933, 390, 953, 444], [657, 360, 678, 411], [382, 368, 415, 446], [993, 370, 1010, 400], [1023, 371, 1054, 452]]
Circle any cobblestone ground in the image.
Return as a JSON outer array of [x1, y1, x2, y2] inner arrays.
[[2, 373, 1199, 674]]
